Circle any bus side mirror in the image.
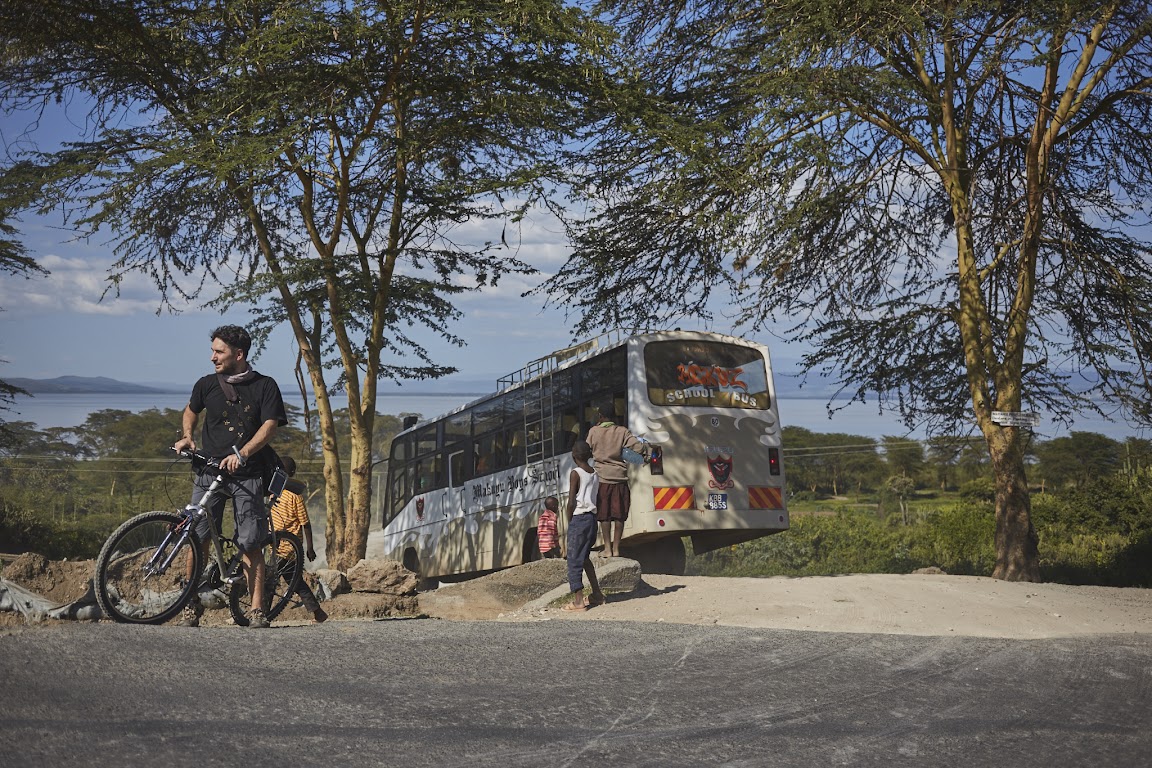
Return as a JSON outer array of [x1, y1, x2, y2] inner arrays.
[[649, 446, 664, 476]]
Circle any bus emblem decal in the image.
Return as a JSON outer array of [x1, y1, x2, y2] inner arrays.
[[707, 453, 734, 489], [416, 497, 425, 521]]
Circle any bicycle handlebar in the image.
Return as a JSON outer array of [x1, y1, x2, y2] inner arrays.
[[171, 447, 224, 471]]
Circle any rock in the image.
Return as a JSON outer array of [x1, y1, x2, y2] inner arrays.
[[346, 558, 418, 595], [313, 568, 351, 597], [422, 557, 642, 621], [596, 557, 642, 593], [273, 592, 419, 623], [912, 566, 947, 575], [3, 552, 50, 581]]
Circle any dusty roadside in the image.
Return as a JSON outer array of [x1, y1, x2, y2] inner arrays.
[[3, 551, 1150, 638], [525, 571, 1152, 639]]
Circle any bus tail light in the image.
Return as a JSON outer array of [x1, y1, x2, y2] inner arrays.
[[768, 448, 780, 476], [649, 446, 664, 475]]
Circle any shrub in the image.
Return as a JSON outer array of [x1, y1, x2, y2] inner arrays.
[[907, 504, 996, 576]]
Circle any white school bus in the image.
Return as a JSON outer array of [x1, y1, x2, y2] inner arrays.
[[379, 330, 789, 582]]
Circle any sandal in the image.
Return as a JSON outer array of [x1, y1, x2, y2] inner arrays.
[[561, 603, 587, 612]]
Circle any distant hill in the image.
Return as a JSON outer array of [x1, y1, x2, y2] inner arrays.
[[6, 376, 180, 394]]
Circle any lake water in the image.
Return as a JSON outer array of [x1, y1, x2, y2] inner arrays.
[[6, 391, 1146, 441]]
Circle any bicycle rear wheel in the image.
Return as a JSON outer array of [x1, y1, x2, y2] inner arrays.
[[228, 530, 304, 626], [95, 511, 203, 625]]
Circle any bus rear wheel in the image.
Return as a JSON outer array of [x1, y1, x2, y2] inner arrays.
[[625, 537, 686, 576]]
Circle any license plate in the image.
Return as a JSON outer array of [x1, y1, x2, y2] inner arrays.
[[706, 493, 728, 511]]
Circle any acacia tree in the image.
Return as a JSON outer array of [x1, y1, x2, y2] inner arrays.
[[0, 0, 605, 568], [0, 214, 46, 442], [549, 1, 1152, 580]]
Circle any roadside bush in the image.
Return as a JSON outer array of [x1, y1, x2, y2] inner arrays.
[[0, 504, 53, 554], [906, 503, 996, 576], [0, 501, 114, 560], [959, 478, 995, 503], [690, 511, 919, 577], [1032, 480, 1152, 538]]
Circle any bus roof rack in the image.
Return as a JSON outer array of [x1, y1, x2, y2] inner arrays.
[[496, 329, 629, 390]]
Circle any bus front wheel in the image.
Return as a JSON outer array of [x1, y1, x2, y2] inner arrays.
[[625, 537, 686, 576]]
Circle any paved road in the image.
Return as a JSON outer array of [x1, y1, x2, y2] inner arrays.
[[2, 619, 1149, 767]]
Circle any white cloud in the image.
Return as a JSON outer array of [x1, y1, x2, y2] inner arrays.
[[1, 252, 200, 316]]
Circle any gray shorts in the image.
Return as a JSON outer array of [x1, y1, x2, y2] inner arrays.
[[191, 472, 270, 553]]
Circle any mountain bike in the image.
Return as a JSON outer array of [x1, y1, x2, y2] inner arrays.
[[93, 448, 305, 626]]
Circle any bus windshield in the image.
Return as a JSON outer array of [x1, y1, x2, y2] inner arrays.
[[644, 339, 770, 409]]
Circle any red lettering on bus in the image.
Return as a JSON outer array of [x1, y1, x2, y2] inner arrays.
[[677, 363, 748, 391]]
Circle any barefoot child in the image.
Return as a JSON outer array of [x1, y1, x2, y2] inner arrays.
[[563, 440, 606, 612]]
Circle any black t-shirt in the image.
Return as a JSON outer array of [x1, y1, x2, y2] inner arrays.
[[188, 373, 287, 478]]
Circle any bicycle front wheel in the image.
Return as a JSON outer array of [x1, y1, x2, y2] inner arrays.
[[228, 530, 304, 626], [95, 511, 203, 624]]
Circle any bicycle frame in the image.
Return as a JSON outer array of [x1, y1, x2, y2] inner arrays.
[[172, 450, 289, 588]]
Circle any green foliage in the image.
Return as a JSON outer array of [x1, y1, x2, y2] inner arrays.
[[905, 504, 996, 576], [883, 436, 925, 481], [1031, 479, 1152, 538], [782, 426, 884, 495], [692, 512, 917, 577], [1032, 432, 1123, 491], [691, 486, 1152, 587]]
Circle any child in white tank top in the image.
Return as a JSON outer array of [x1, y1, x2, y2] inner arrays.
[[563, 440, 605, 611]]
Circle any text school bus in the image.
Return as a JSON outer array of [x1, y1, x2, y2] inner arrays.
[[380, 330, 789, 583]]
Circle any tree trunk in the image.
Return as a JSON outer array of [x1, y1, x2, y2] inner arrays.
[[329, 414, 374, 572], [312, 389, 347, 570], [986, 427, 1040, 581]]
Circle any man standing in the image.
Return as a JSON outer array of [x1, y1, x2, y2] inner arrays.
[[586, 401, 648, 559], [172, 325, 287, 628]]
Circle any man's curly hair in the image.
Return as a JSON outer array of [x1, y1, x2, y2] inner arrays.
[[210, 325, 252, 356]]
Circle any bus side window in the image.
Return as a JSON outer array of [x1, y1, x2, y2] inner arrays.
[[613, 394, 626, 421], [449, 450, 466, 487], [560, 410, 580, 451], [492, 432, 508, 469], [583, 402, 599, 434], [475, 432, 497, 476], [387, 465, 407, 524], [507, 429, 525, 467]]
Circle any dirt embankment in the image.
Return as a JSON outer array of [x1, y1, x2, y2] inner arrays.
[[0, 552, 417, 627], [4, 551, 1152, 638]]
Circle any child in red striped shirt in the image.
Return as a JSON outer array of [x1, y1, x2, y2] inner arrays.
[[537, 496, 561, 558]]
